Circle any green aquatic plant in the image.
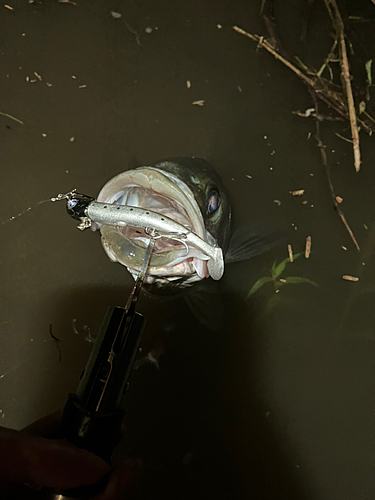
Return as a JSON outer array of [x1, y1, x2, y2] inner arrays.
[[246, 253, 318, 299], [0, 111, 24, 125]]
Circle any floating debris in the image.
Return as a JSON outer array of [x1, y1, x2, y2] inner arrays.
[[69, 136, 75, 142], [78, 84, 87, 89], [72, 75, 77, 79], [302, 200, 308, 205], [192, 100, 205, 106], [186, 80, 191, 89], [0, 111, 24, 125], [341, 246, 347, 250], [363, 224, 368, 230], [237, 85, 242, 92], [34, 71, 42, 81], [4, 4, 13, 10], [49, 324, 62, 362], [290, 189, 305, 196], [335, 195, 343, 204], [273, 199, 281, 206], [217, 24, 222, 29], [295, 107, 315, 118], [305, 236, 311, 258], [110, 11, 122, 19], [26, 76, 30, 82], [342, 275, 359, 282], [145, 27, 153, 33], [246, 174, 252, 179], [288, 244, 293, 262], [59, 0, 77, 4], [46, 82, 53, 87], [42, 133, 47, 137]]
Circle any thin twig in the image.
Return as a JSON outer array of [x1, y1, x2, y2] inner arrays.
[[233, 26, 314, 85], [49, 324, 62, 362], [317, 38, 338, 77], [363, 110, 375, 126], [335, 132, 353, 143], [311, 92, 360, 251], [324, 0, 361, 171]]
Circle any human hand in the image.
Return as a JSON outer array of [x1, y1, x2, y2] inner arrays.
[[0, 412, 142, 499]]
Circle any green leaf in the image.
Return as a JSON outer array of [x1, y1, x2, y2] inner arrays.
[[272, 252, 303, 279], [246, 276, 273, 298], [282, 276, 319, 287], [365, 59, 372, 87], [272, 257, 289, 279]]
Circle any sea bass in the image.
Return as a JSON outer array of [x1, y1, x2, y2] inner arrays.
[[92, 157, 278, 290]]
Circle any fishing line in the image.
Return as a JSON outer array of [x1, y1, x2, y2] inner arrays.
[[0, 190, 77, 226]]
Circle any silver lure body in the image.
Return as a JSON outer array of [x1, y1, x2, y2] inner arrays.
[[86, 201, 224, 280]]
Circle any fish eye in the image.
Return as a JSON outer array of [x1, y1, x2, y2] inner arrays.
[[207, 191, 220, 215]]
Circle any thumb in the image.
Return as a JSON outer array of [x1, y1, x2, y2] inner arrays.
[[0, 427, 109, 489]]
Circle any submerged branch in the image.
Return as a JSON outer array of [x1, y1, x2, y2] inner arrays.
[[311, 92, 360, 251]]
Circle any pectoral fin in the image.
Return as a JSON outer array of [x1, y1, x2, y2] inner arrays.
[[225, 223, 285, 264]]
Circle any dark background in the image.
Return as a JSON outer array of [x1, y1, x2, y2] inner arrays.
[[0, 1, 374, 498]]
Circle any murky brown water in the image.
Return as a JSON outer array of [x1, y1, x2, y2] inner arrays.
[[1, 1, 375, 499]]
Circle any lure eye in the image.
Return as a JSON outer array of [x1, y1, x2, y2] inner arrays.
[[67, 199, 78, 209], [207, 192, 220, 215]]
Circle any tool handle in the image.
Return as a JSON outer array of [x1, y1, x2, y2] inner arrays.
[[41, 395, 124, 500], [59, 394, 124, 462]]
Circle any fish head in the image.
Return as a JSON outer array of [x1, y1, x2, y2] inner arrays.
[[94, 158, 231, 288]]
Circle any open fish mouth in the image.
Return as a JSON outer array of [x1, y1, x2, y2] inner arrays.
[[95, 167, 211, 283]]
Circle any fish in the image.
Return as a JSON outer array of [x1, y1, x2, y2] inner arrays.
[[92, 157, 281, 293]]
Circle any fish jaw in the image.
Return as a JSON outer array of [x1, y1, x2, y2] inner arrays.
[[94, 167, 216, 284]]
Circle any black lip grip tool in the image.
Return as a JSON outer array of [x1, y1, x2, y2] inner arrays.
[[43, 219, 155, 499]]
